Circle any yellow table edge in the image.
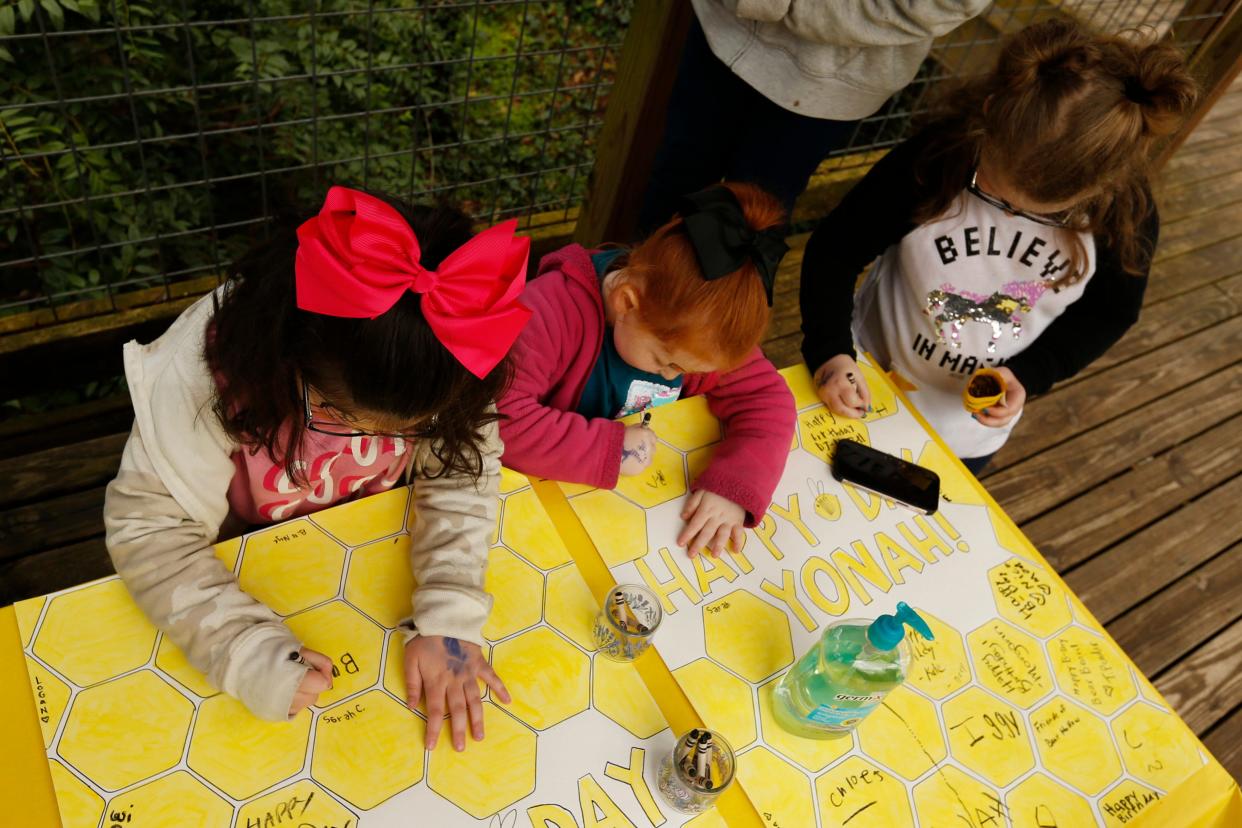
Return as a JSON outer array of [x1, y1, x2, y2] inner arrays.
[[2, 604, 62, 826]]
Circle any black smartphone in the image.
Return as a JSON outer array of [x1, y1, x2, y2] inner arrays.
[[831, 439, 940, 515]]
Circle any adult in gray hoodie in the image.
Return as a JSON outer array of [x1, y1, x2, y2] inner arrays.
[[639, 0, 990, 233]]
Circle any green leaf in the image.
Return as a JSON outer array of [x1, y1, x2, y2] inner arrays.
[[41, 0, 64, 30], [0, 6, 15, 35], [17, 0, 34, 22]]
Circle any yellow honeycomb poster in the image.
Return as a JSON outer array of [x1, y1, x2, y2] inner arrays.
[[15, 472, 703, 827], [564, 361, 1213, 828]]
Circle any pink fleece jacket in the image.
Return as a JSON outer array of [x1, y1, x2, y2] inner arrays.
[[498, 243, 796, 525]]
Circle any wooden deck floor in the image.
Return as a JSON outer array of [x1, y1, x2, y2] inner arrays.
[[2, 75, 1240, 783]]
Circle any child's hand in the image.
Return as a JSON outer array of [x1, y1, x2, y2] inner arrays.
[[288, 647, 334, 716], [814, 354, 871, 419], [405, 635, 511, 752], [972, 366, 1026, 427], [620, 424, 657, 475], [678, 490, 746, 558]]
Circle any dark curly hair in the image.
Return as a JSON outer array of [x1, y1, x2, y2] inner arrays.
[[205, 195, 512, 486]]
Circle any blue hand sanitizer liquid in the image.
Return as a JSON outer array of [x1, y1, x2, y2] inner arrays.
[[773, 602, 933, 737]]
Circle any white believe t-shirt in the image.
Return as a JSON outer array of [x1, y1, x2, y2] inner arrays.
[[854, 191, 1097, 458]]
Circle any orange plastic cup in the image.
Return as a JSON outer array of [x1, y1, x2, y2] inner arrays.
[[963, 368, 1006, 414]]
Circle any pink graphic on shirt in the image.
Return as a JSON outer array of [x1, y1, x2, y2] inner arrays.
[[229, 430, 409, 525]]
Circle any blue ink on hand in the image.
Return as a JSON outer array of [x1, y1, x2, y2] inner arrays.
[[444, 637, 468, 675]]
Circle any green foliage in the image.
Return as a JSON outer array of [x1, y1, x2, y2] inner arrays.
[[0, 0, 630, 313]]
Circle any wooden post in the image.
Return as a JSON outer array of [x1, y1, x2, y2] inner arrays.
[[1156, 0, 1242, 168], [573, 0, 693, 245]]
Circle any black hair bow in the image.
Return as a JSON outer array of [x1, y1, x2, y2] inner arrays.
[[678, 186, 789, 305]]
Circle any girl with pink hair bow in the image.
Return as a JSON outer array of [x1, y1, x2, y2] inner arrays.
[[104, 187, 530, 752]]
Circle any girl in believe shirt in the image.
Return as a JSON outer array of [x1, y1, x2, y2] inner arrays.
[[798, 19, 1196, 471], [104, 188, 529, 755]]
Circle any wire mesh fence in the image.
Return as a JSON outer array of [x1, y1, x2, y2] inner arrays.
[[0, 0, 1232, 329]]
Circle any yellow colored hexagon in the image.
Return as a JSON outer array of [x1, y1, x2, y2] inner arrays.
[[968, 619, 1053, 709], [155, 635, 217, 697], [569, 489, 649, 568], [858, 684, 947, 780], [783, 365, 821, 411], [736, 747, 815, 828], [428, 702, 536, 819], [105, 771, 233, 826], [344, 534, 414, 628], [313, 690, 426, 809], [757, 678, 852, 773], [615, 442, 688, 508], [34, 579, 157, 687], [286, 602, 385, 707], [483, 546, 544, 641], [687, 444, 718, 484], [673, 658, 757, 750], [313, 485, 408, 546], [15, 595, 43, 648], [989, 557, 1072, 637], [816, 755, 913, 828], [1048, 627, 1137, 715], [1007, 772, 1096, 828], [238, 780, 356, 828], [48, 761, 104, 828], [593, 656, 665, 738], [913, 765, 1005, 828], [626, 394, 721, 450], [237, 520, 347, 616], [917, 440, 985, 506], [1099, 780, 1164, 827], [545, 563, 599, 652], [798, 407, 870, 464], [214, 535, 243, 572], [703, 591, 793, 683], [1113, 702, 1204, 791], [188, 694, 311, 799], [500, 488, 573, 570], [1030, 697, 1122, 795], [986, 507, 1040, 563], [499, 467, 529, 494], [60, 672, 192, 791], [943, 686, 1035, 786], [907, 610, 971, 699], [25, 656, 69, 748], [492, 627, 590, 730]]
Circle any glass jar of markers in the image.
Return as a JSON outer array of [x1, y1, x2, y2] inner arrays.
[[657, 728, 735, 814], [592, 584, 661, 662]]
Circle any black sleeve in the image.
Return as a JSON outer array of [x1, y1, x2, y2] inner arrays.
[[1004, 205, 1156, 396], [799, 133, 930, 372]]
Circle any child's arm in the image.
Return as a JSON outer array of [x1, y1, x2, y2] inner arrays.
[[690, 348, 797, 526], [104, 423, 310, 721], [497, 303, 628, 488], [404, 417, 511, 751], [1004, 207, 1156, 396], [799, 131, 931, 373]]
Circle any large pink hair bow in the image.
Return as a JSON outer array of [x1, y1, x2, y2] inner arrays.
[[294, 186, 532, 378]]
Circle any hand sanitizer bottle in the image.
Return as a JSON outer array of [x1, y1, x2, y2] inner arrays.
[[773, 602, 933, 738]]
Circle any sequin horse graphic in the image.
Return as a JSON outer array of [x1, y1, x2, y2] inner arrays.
[[924, 281, 1044, 352]]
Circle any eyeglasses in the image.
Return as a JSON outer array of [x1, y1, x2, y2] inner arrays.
[[302, 382, 435, 440], [968, 169, 1074, 229]]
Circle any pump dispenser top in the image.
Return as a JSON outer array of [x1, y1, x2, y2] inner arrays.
[[867, 602, 933, 650]]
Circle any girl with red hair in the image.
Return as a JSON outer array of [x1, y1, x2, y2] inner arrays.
[[499, 182, 796, 557]]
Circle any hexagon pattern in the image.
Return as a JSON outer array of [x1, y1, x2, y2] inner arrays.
[[427, 702, 536, 819], [59, 672, 192, 791], [703, 590, 794, 683], [14, 364, 1215, 827], [968, 618, 1053, 709]]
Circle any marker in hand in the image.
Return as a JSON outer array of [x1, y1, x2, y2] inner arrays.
[[641, 412, 652, 429]]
